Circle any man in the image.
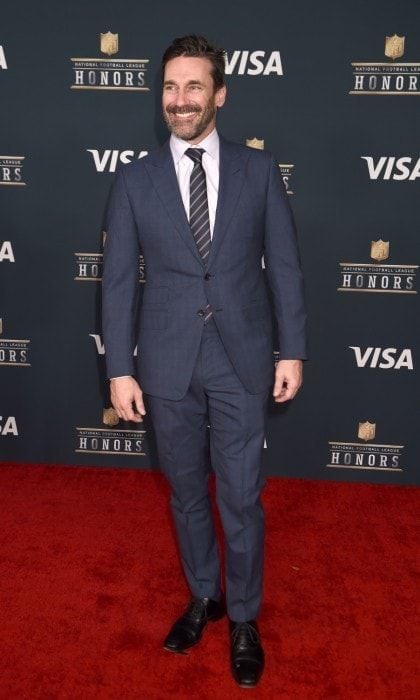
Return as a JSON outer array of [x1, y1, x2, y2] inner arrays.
[[102, 34, 307, 688]]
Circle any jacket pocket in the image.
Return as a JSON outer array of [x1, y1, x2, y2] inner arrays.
[[142, 286, 169, 304], [242, 300, 271, 322], [140, 308, 168, 330]]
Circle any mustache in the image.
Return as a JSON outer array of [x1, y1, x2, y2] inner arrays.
[[166, 105, 201, 115]]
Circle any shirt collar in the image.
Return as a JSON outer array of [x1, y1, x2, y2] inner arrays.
[[170, 127, 219, 166]]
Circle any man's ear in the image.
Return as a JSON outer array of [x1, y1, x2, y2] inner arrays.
[[215, 84, 227, 108]]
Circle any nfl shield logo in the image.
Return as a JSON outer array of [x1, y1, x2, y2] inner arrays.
[[246, 137, 265, 150], [370, 239, 390, 262], [103, 407, 119, 427], [358, 421, 376, 442], [385, 34, 405, 60], [100, 31, 119, 57]]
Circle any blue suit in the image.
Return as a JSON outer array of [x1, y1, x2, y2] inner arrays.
[[102, 134, 307, 621]]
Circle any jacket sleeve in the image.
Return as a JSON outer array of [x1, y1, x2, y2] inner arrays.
[[101, 166, 140, 379], [263, 155, 308, 360]]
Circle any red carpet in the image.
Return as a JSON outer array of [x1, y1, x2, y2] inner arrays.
[[0, 463, 418, 699]]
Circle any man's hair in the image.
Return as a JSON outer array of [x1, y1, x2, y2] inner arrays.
[[161, 34, 226, 90]]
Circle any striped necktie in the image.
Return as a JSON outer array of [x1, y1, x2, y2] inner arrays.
[[185, 147, 211, 261], [185, 147, 213, 322]]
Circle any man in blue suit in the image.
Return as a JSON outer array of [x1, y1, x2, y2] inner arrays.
[[102, 34, 307, 688]]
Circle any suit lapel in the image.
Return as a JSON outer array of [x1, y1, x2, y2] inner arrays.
[[144, 140, 204, 267], [206, 135, 247, 271], [144, 134, 248, 270]]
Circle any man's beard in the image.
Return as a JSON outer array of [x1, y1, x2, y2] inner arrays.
[[163, 98, 217, 141]]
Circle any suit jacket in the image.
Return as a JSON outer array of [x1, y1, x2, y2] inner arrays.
[[101, 134, 307, 400]]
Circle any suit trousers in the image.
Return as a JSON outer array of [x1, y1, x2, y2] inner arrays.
[[145, 314, 271, 622]]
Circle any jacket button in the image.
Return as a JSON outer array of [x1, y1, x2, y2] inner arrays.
[[204, 272, 211, 280], [197, 309, 205, 317]]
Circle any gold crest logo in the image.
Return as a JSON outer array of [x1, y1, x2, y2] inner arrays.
[[103, 407, 120, 427], [100, 31, 119, 57], [385, 34, 405, 60], [358, 421, 376, 442], [246, 137, 265, 150], [370, 239, 390, 262]]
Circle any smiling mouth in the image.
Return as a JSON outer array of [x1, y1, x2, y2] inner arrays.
[[171, 111, 199, 118]]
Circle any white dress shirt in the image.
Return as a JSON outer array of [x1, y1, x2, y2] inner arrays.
[[110, 128, 220, 381]]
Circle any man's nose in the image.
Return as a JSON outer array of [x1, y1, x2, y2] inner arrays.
[[173, 88, 189, 106]]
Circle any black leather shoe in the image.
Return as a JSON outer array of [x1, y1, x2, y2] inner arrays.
[[163, 596, 225, 653], [230, 619, 265, 687]]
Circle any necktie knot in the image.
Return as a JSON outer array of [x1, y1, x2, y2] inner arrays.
[[185, 147, 205, 165]]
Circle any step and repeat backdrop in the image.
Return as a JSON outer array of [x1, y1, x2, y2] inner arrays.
[[1, 2, 419, 484]]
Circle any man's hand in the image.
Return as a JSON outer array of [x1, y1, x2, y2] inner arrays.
[[110, 376, 146, 422], [273, 359, 303, 403]]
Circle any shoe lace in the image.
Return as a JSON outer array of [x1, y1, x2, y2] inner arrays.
[[231, 621, 259, 647]]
